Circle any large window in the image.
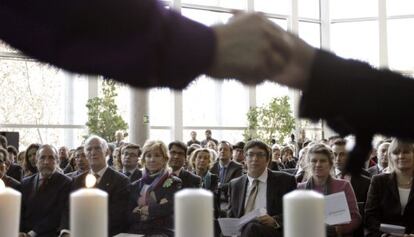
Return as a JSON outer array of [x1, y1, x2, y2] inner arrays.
[[1, 0, 413, 148]]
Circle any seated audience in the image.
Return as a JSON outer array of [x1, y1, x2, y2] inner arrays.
[[367, 141, 390, 176], [365, 138, 414, 237], [0, 147, 20, 190], [228, 140, 296, 237], [187, 131, 201, 146], [121, 144, 143, 183], [268, 144, 285, 171], [20, 144, 71, 237], [66, 146, 90, 178], [7, 145, 18, 164], [62, 136, 130, 237], [298, 144, 361, 237], [16, 151, 26, 167], [201, 129, 219, 148], [191, 148, 218, 193], [23, 143, 41, 177], [281, 145, 297, 169], [295, 146, 310, 183], [168, 141, 201, 188], [58, 146, 70, 171], [128, 140, 181, 237], [210, 141, 243, 217]]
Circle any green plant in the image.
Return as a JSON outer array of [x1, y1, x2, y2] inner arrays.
[[85, 79, 128, 142], [243, 96, 295, 144]]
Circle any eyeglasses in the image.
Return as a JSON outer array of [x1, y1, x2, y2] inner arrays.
[[169, 150, 186, 156], [245, 152, 267, 159]]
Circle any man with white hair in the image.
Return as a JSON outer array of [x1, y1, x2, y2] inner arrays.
[[20, 144, 71, 237], [61, 135, 130, 237]]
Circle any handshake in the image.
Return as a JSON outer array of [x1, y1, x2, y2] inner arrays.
[[207, 12, 316, 91]]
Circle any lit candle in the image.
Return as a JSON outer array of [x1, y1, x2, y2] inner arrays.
[[175, 189, 214, 237], [283, 190, 325, 237], [0, 179, 21, 237], [70, 174, 108, 237]]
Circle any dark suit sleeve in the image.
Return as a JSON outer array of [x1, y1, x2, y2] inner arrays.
[[148, 179, 182, 220], [364, 176, 383, 237], [273, 174, 296, 227], [0, 0, 215, 90], [109, 175, 130, 235], [226, 180, 235, 218]]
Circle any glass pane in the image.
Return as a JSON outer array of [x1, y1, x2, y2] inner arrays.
[[388, 18, 414, 71], [299, 22, 321, 48], [255, 0, 289, 15], [72, 75, 89, 125], [149, 129, 172, 145], [387, 0, 414, 16], [330, 0, 378, 19], [0, 59, 65, 125], [330, 21, 379, 66], [256, 81, 290, 107], [269, 18, 288, 31], [220, 80, 249, 127], [181, 8, 233, 26], [1, 127, 87, 150], [183, 76, 222, 127], [181, 0, 246, 10], [299, 0, 320, 19], [149, 88, 173, 126]]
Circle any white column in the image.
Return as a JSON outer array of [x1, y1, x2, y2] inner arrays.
[[129, 88, 150, 146], [378, 0, 389, 68], [64, 72, 74, 147], [320, 0, 331, 50]]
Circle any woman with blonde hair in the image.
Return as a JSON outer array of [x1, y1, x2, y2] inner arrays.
[[191, 148, 218, 192], [365, 138, 414, 237], [127, 140, 181, 237], [298, 143, 361, 237]]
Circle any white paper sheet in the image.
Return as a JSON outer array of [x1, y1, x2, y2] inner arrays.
[[325, 191, 351, 225], [218, 208, 267, 237], [380, 223, 406, 236], [218, 218, 241, 236]]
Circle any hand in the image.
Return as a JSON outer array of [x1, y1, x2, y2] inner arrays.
[[159, 198, 168, 204], [270, 30, 316, 90], [140, 205, 149, 216], [208, 13, 290, 84], [257, 214, 279, 228]]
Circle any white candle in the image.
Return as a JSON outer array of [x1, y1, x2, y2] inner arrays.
[[175, 189, 214, 237], [70, 174, 108, 237], [0, 179, 21, 237], [283, 190, 325, 237]]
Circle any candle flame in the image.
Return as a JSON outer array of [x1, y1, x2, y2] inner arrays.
[[85, 174, 96, 188], [0, 179, 5, 191]]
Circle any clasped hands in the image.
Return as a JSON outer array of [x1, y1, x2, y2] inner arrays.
[[208, 12, 316, 91], [133, 198, 168, 220]]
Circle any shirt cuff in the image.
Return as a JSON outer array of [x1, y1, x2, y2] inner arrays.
[[60, 229, 70, 236], [28, 230, 37, 237]]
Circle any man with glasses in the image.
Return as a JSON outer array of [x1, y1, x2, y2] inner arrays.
[[227, 140, 296, 237], [121, 144, 142, 183], [168, 141, 201, 188]]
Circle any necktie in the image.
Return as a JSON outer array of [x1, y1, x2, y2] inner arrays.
[[245, 179, 259, 213], [94, 173, 100, 184], [38, 178, 49, 191], [219, 167, 227, 183]]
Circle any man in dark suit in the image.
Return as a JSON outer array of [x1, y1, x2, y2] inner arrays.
[[66, 146, 90, 178], [121, 144, 142, 183], [20, 144, 71, 237], [367, 142, 390, 176], [60, 136, 130, 237], [0, 147, 21, 190], [332, 138, 371, 237], [168, 141, 201, 188], [210, 141, 243, 216], [58, 146, 70, 171], [228, 140, 297, 237]]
